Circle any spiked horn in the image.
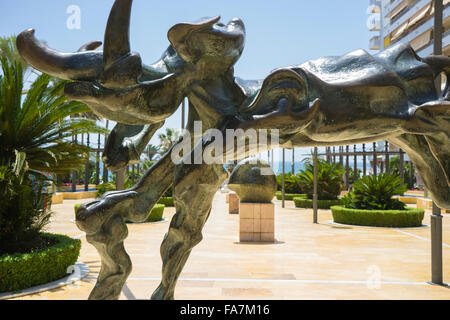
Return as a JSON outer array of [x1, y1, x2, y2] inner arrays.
[[16, 29, 103, 81], [16, 0, 136, 82]]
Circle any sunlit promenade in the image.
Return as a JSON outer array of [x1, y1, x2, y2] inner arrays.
[[10, 193, 449, 300]]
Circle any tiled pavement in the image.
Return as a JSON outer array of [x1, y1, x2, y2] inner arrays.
[[11, 193, 450, 300]]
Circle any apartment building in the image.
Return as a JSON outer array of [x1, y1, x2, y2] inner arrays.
[[368, 0, 450, 55]]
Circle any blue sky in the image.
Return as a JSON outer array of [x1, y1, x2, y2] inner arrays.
[[0, 0, 374, 163]]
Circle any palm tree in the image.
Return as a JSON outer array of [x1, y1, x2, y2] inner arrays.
[[158, 128, 180, 155], [146, 144, 161, 161], [0, 38, 106, 254], [298, 158, 345, 200], [0, 56, 106, 174], [0, 36, 28, 71]]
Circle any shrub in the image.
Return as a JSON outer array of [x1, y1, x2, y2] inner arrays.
[[145, 204, 165, 222], [298, 159, 344, 200], [125, 204, 165, 223], [343, 173, 407, 210], [389, 157, 416, 189], [74, 203, 82, 213], [0, 154, 52, 255], [276, 173, 302, 194], [275, 191, 307, 200], [0, 233, 81, 293], [294, 197, 343, 209], [331, 206, 424, 227], [158, 197, 174, 207], [95, 181, 116, 198]]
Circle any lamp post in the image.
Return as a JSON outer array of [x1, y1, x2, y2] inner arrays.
[[84, 133, 90, 191], [72, 134, 77, 192], [362, 143, 367, 176], [313, 147, 318, 224], [372, 142, 377, 177], [282, 148, 285, 208], [292, 148, 295, 175], [431, 0, 444, 286], [345, 145, 350, 190], [353, 145, 358, 182], [181, 99, 185, 130]]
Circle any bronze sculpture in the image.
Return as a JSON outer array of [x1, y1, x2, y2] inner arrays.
[[228, 159, 277, 203], [17, 0, 449, 300]]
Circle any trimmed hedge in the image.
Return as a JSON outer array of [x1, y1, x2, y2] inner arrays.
[[158, 197, 174, 207], [331, 206, 425, 227], [275, 192, 307, 201], [0, 233, 81, 293], [77, 203, 166, 223], [294, 197, 343, 209], [126, 204, 166, 223], [145, 204, 165, 222], [75, 198, 173, 215]]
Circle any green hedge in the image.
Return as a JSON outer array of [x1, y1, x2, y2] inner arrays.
[[275, 192, 307, 201], [77, 203, 166, 223], [0, 233, 81, 293], [145, 204, 165, 222], [294, 197, 343, 209], [126, 204, 166, 223], [331, 206, 425, 227], [158, 197, 174, 207]]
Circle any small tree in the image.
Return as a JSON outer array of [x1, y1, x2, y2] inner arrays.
[[0, 152, 52, 255], [389, 156, 416, 189], [343, 173, 407, 210], [276, 173, 302, 194], [0, 37, 106, 254], [158, 128, 180, 155], [298, 159, 344, 200]]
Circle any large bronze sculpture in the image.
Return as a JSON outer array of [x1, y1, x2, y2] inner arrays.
[[17, 0, 449, 300]]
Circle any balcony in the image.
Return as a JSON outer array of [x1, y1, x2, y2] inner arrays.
[[367, 0, 381, 13], [385, 4, 450, 52], [417, 31, 450, 56], [370, 36, 381, 50], [367, 13, 381, 31]]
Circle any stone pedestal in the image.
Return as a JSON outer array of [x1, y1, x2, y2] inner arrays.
[[228, 192, 239, 214], [239, 202, 274, 242]]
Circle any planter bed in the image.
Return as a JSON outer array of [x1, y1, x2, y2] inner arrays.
[[331, 206, 425, 227], [275, 192, 307, 201], [294, 198, 343, 209], [0, 233, 81, 293], [75, 203, 166, 223], [158, 197, 174, 207], [126, 204, 166, 223]]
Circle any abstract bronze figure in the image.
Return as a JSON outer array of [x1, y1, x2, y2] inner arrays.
[[17, 0, 449, 300]]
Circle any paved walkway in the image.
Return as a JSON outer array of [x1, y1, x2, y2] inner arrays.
[[12, 193, 450, 300]]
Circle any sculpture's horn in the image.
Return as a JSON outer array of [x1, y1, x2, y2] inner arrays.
[[78, 41, 103, 53], [16, 29, 103, 81], [103, 0, 133, 69]]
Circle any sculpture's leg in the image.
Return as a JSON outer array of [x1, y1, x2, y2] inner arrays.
[[86, 215, 131, 300], [388, 134, 450, 209], [76, 151, 175, 300], [151, 162, 228, 300]]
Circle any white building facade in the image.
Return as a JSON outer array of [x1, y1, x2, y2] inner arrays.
[[369, 0, 450, 55]]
